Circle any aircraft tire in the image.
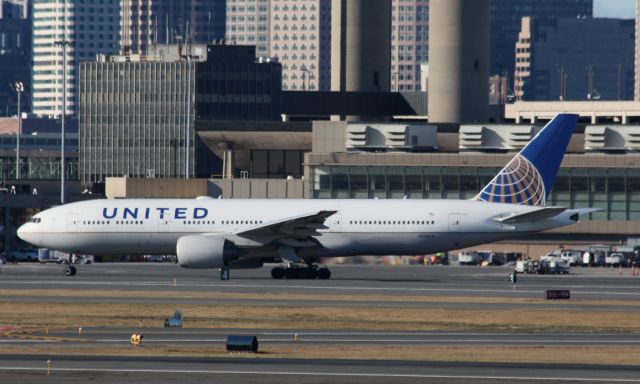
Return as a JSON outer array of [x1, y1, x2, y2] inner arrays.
[[271, 267, 285, 279], [64, 266, 76, 276], [305, 268, 318, 279], [317, 268, 331, 280], [285, 268, 297, 279]]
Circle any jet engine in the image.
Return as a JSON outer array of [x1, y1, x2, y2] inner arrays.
[[176, 235, 237, 268]]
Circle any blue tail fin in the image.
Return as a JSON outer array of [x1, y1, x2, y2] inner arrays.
[[475, 114, 578, 206]]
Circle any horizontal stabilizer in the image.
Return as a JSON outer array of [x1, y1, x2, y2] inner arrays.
[[570, 208, 602, 216], [494, 207, 567, 224]]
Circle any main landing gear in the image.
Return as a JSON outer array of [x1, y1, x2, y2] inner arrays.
[[63, 254, 77, 276], [271, 264, 331, 280]]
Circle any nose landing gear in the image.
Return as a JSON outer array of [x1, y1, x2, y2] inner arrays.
[[271, 264, 331, 280]]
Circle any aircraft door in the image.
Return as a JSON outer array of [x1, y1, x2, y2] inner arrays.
[[330, 213, 342, 232], [449, 213, 462, 232], [66, 213, 78, 232]]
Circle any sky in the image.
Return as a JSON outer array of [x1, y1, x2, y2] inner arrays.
[[593, 0, 635, 18]]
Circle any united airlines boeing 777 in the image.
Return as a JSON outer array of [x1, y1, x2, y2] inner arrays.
[[18, 114, 595, 279]]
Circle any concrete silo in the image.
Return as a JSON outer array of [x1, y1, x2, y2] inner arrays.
[[428, 0, 490, 123], [331, 0, 391, 93]]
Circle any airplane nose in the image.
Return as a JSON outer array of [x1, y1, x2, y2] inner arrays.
[[17, 224, 28, 241]]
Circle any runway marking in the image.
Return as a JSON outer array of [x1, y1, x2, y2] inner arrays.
[[5, 280, 640, 297], [87, 338, 640, 344], [0, 340, 58, 343], [0, 366, 640, 382]]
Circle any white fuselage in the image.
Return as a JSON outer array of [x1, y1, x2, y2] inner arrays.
[[18, 198, 578, 261]]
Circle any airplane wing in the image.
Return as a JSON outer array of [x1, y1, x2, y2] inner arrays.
[[225, 210, 337, 247], [493, 207, 567, 224]]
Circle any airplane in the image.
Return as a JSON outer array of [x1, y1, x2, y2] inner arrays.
[[18, 113, 596, 279]]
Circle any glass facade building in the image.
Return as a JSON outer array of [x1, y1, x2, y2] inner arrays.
[[0, 133, 78, 180], [516, 17, 635, 101], [0, 0, 30, 116], [311, 165, 640, 222], [195, 45, 282, 121], [489, 0, 592, 79]]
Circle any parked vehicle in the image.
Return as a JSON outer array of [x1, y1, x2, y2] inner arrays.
[[582, 251, 606, 267], [38, 248, 70, 263], [458, 251, 482, 266], [538, 259, 570, 274], [605, 253, 625, 267], [477, 250, 500, 266], [9, 248, 38, 261], [540, 252, 562, 264], [526, 260, 540, 274], [560, 250, 583, 266]]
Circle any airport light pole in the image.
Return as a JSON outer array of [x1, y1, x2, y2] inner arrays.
[[55, 40, 71, 204], [13, 81, 23, 179], [185, 54, 191, 179]]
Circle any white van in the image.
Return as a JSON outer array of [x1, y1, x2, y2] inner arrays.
[[458, 251, 482, 266], [560, 251, 583, 266]]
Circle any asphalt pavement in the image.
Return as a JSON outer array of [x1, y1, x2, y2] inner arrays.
[[2, 263, 640, 383]]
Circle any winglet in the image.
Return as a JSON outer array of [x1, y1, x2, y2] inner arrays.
[[475, 114, 578, 206]]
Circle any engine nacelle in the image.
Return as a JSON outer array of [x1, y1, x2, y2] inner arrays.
[[176, 235, 237, 268]]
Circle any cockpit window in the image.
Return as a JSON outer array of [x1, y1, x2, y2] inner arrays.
[[29, 218, 42, 223]]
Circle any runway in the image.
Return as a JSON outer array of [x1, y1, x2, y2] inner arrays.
[[2, 263, 640, 383], [2, 355, 640, 383], [2, 263, 640, 305]]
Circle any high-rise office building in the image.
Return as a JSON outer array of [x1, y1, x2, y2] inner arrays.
[[226, 0, 332, 91], [514, 16, 634, 101], [225, 0, 270, 57], [195, 45, 282, 121], [269, 0, 331, 91], [391, 0, 428, 91], [0, 0, 30, 116], [490, 0, 592, 85], [0, 0, 26, 18], [120, 0, 226, 55], [32, 0, 120, 116], [635, 0, 640, 100], [80, 54, 200, 182]]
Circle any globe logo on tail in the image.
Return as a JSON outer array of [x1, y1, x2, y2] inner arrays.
[[475, 155, 546, 206]]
